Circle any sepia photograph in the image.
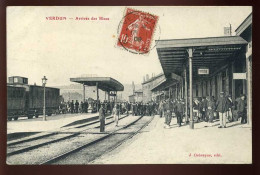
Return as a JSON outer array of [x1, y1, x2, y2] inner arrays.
[[6, 6, 252, 164]]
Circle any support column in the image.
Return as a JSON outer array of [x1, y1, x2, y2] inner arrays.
[[108, 91, 110, 102], [169, 87, 171, 99], [231, 62, 235, 100], [188, 48, 194, 129], [83, 84, 85, 102], [175, 84, 177, 99], [184, 67, 188, 124], [246, 44, 252, 126], [181, 78, 184, 99], [96, 82, 99, 112]]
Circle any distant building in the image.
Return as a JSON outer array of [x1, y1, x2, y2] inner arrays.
[[128, 89, 143, 102], [142, 73, 165, 103], [128, 94, 135, 103]]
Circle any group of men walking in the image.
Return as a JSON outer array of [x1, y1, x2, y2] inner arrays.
[[131, 102, 157, 117], [158, 99, 185, 128]]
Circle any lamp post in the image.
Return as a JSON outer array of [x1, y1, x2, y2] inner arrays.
[[42, 76, 47, 121]]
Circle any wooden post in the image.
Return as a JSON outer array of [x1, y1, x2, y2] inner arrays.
[[176, 84, 178, 99], [184, 67, 188, 123], [246, 43, 252, 126], [231, 62, 235, 101], [181, 78, 184, 99], [115, 91, 118, 103], [188, 48, 194, 129], [169, 87, 171, 99]]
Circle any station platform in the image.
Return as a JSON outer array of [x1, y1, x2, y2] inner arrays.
[[7, 113, 100, 135], [92, 115, 252, 164]]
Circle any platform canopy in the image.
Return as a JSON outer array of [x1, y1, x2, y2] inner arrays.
[[70, 77, 124, 92], [156, 36, 248, 78], [151, 77, 178, 92]]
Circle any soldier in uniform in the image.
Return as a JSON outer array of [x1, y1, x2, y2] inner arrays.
[[216, 92, 228, 128], [201, 97, 207, 121], [226, 94, 234, 122], [70, 100, 74, 114], [175, 99, 184, 127], [85, 101, 89, 113], [80, 101, 83, 113], [132, 102, 137, 116], [159, 100, 164, 118], [237, 94, 247, 124], [99, 104, 106, 132], [112, 104, 120, 127], [207, 96, 216, 126], [164, 99, 173, 128], [193, 98, 200, 122], [162, 100, 167, 119], [75, 100, 79, 113]]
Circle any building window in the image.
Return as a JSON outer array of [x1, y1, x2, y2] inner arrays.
[[14, 77, 18, 83], [23, 78, 28, 84]]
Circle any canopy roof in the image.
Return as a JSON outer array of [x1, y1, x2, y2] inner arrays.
[[156, 36, 248, 78], [70, 77, 124, 91], [151, 77, 178, 92]]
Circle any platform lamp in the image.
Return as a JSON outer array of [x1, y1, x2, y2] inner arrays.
[[42, 76, 48, 121]]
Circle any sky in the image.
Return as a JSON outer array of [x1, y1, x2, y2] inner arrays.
[[7, 6, 252, 86]]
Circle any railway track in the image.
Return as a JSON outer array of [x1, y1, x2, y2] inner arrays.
[[7, 114, 129, 157], [6, 115, 154, 165], [42, 116, 154, 165]]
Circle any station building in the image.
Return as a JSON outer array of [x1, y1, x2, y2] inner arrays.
[[154, 13, 252, 126], [142, 73, 165, 103], [128, 89, 143, 103]]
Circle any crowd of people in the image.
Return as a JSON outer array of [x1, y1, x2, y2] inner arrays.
[[58, 100, 89, 114], [157, 92, 247, 129], [59, 91, 247, 131]]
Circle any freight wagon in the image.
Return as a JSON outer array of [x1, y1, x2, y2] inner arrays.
[[7, 76, 60, 121]]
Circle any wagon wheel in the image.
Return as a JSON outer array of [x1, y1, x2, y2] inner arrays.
[[7, 117, 12, 121], [13, 116, 18, 120], [28, 115, 33, 119]]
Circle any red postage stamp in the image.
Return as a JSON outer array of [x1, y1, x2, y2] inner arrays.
[[117, 8, 159, 54]]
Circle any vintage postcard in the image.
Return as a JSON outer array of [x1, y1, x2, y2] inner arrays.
[[6, 6, 252, 164]]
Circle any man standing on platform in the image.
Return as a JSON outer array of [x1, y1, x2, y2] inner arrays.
[[164, 99, 173, 129], [216, 92, 228, 128], [159, 100, 163, 118], [99, 104, 106, 132], [75, 100, 79, 113], [237, 94, 247, 124], [70, 100, 74, 114], [175, 99, 184, 127]]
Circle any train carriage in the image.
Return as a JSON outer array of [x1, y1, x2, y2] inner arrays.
[[7, 86, 26, 120], [28, 85, 60, 118], [7, 76, 61, 120]]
